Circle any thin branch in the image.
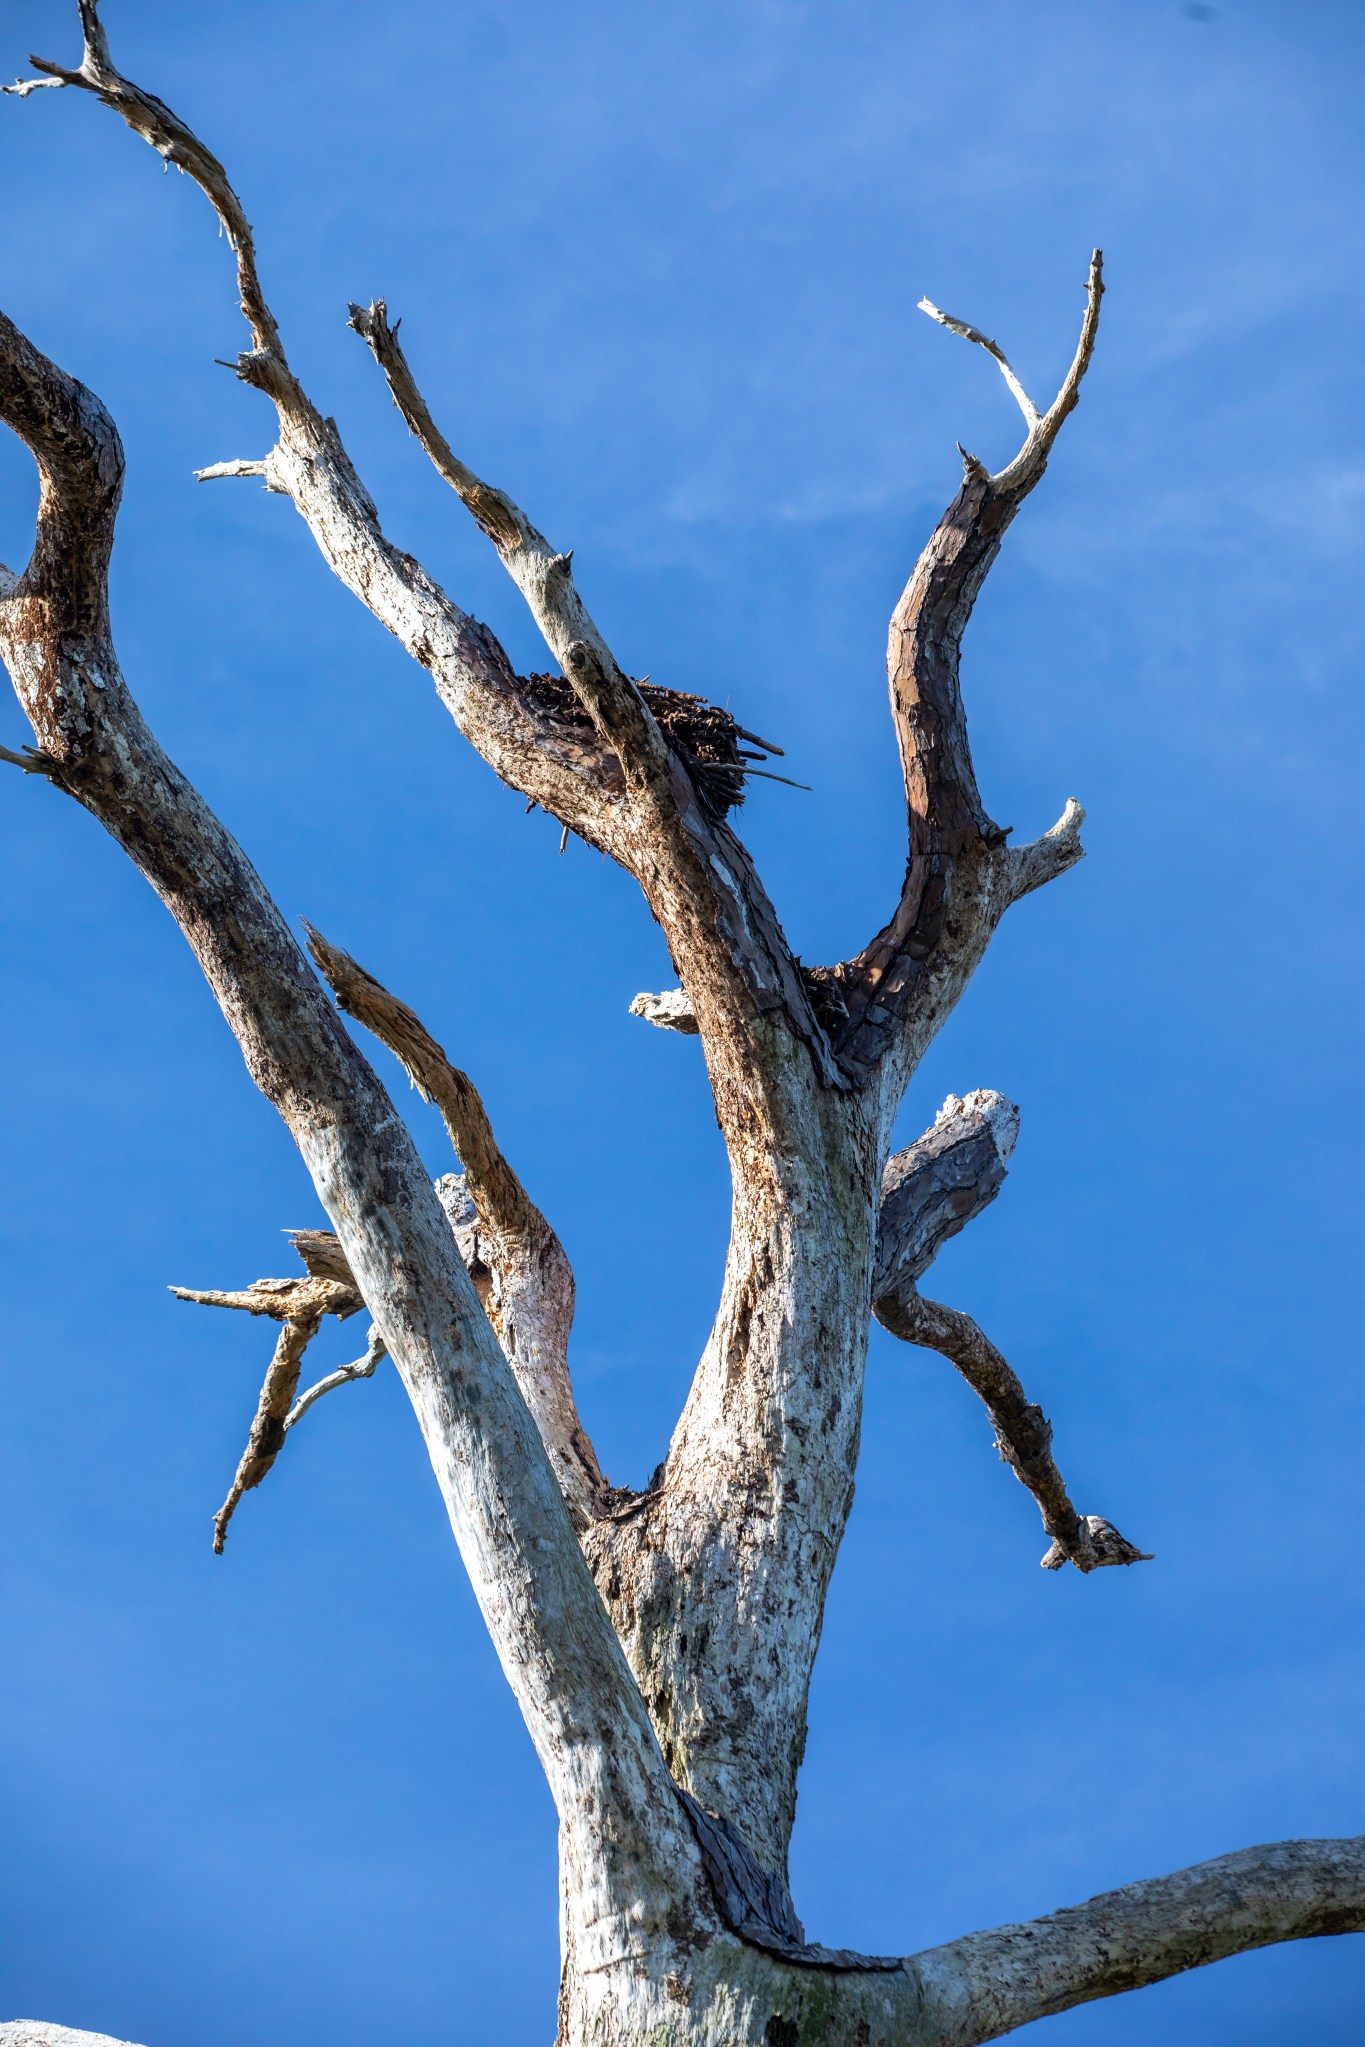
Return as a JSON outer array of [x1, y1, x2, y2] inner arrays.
[[921, 251, 1104, 492], [346, 298, 527, 552], [875, 1288, 1151, 1572], [287, 1324, 386, 1430], [194, 457, 270, 483], [2, 73, 65, 98], [917, 297, 1042, 430], [996, 247, 1105, 494], [346, 300, 643, 720], [24, 2, 286, 372], [0, 741, 65, 781], [172, 1262, 363, 1549], [303, 926, 541, 1244]]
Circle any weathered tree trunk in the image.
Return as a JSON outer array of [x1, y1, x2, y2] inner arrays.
[[2, 11, 1361, 2045]]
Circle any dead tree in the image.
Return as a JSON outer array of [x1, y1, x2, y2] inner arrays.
[[1, 10, 1360, 2044]]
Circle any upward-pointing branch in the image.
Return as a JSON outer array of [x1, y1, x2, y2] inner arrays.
[[15, 4, 844, 1116], [0, 303, 707, 1955], [347, 297, 628, 692], [7, 0, 663, 852], [304, 926, 605, 1525], [835, 254, 1104, 1085], [917, 298, 1042, 430]]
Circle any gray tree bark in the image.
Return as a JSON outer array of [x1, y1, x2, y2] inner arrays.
[[2, 9, 1360, 2044]]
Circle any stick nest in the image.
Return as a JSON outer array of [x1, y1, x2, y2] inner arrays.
[[520, 673, 765, 818]]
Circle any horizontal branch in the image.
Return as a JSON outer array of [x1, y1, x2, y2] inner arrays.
[[629, 987, 700, 1034], [911, 1835, 1365, 2045], [194, 456, 270, 483]]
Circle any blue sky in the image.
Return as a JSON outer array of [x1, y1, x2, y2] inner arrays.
[[2, 1, 1363, 2042]]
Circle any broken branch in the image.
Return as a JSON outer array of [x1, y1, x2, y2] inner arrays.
[[872, 1091, 1149, 1572], [172, 1262, 361, 1550], [211, 1309, 320, 1553], [304, 926, 606, 1524], [874, 1288, 1151, 1572]]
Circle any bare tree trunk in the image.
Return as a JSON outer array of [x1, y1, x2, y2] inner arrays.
[[2, 11, 1361, 2045]]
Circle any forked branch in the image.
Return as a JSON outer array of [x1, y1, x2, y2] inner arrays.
[[13, 4, 841, 1111], [171, 1261, 361, 1550], [836, 255, 1103, 1082], [0, 304, 706, 1944], [345, 300, 844, 1098]]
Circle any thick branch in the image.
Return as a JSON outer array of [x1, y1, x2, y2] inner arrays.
[[872, 1092, 1148, 1573], [629, 987, 700, 1034], [708, 1836, 1365, 2046], [304, 927, 604, 1522], [21, 8, 842, 1120], [910, 1836, 1365, 2045], [0, 305, 706, 1951], [872, 1089, 1019, 1300], [1007, 794, 1086, 903]]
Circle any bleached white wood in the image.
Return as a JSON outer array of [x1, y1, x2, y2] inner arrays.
[[2, 13, 1359, 2043]]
